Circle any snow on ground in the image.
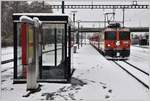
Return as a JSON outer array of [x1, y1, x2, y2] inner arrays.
[[1, 44, 149, 101], [128, 45, 149, 73], [1, 62, 13, 83], [1, 47, 14, 85], [1, 47, 13, 61], [72, 44, 149, 101], [116, 61, 149, 86]]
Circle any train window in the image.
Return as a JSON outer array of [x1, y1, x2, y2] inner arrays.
[[105, 31, 116, 40], [119, 31, 130, 40]]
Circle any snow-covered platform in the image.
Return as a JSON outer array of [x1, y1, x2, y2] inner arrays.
[[1, 44, 149, 101], [72, 44, 149, 101]]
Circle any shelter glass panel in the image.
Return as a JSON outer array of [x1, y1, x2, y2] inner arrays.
[[42, 24, 55, 66], [41, 23, 66, 79], [56, 24, 65, 66], [17, 23, 23, 78]]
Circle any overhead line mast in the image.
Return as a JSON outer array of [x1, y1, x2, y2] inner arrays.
[[50, 4, 148, 9]]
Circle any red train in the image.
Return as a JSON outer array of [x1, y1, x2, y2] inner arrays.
[[90, 23, 131, 59]]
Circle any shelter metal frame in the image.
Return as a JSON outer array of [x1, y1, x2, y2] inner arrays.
[[13, 13, 74, 83]]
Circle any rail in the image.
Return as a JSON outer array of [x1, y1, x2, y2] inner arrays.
[[113, 60, 149, 89], [1, 48, 63, 64]]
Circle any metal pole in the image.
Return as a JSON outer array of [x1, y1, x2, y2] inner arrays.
[[73, 13, 75, 23], [68, 26, 71, 81], [81, 32, 83, 47], [54, 28, 57, 67], [42, 0, 45, 8], [85, 33, 86, 45], [149, 7, 150, 47], [71, 11, 77, 26], [77, 21, 80, 49], [62, 1, 64, 14], [104, 13, 106, 27], [71, 11, 77, 45], [13, 22, 17, 81], [113, 9, 115, 21], [123, 8, 125, 27], [80, 26, 82, 47]]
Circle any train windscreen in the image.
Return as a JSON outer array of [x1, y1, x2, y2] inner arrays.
[[105, 31, 116, 40], [119, 31, 130, 40]]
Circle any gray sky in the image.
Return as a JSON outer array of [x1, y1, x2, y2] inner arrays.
[[47, 0, 150, 28]]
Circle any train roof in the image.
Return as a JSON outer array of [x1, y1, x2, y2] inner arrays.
[[107, 23, 121, 28], [104, 27, 130, 32]]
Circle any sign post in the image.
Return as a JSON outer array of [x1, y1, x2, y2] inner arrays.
[[20, 16, 41, 91]]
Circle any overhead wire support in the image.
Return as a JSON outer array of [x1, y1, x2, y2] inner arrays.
[[62, 1, 65, 14], [49, 4, 149, 9], [123, 8, 125, 27], [75, 20, 116, 23]]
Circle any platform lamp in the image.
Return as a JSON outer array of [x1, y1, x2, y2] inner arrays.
[[81, 26, 83, 47], [71, 11, 77, 26], [77, 20, 81, 49], [71, 11, 77, 45], [132, 0, 138, 5]]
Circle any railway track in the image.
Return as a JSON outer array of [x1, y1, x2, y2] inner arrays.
[[112, 60, 149, 89], [123, 61, 149, 76], [1, 48, 62, 64], [1, 48, 63, 82], [91, 43, 149, 89]]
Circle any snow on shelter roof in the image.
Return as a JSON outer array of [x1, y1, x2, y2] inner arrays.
[[13, 13, 69, 16], [13, 13, 73, 24]]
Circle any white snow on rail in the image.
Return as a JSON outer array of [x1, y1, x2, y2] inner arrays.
[[117, 61, 149, 86], [128, 46, 150, 73], [1, 47, 13, 61]]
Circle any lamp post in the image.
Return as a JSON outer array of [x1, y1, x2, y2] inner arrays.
[[81, 26, 83, 47], [77, 20, 80, 49], [62, 1, 65, 14], [71, 11, 77, 25], [123, 8, 125, 27], [71, 11, 77, 45]]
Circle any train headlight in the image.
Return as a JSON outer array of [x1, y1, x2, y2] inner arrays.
[[107, 44, 111, 47], [116, 41, 120, 46]]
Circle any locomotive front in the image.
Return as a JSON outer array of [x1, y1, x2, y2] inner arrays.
[[104, 23, 131, 59]]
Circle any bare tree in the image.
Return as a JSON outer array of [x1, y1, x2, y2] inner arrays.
[[1, 1, 53, 47]]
